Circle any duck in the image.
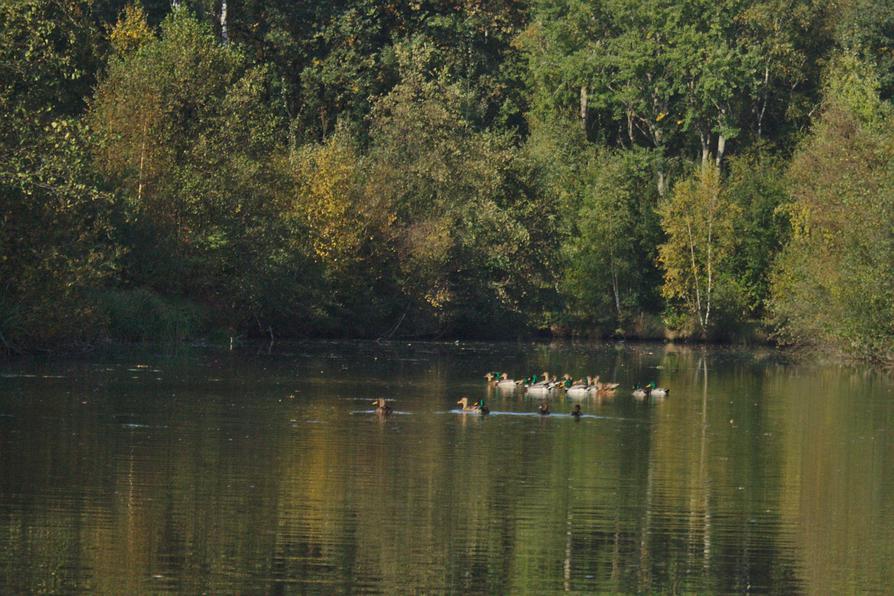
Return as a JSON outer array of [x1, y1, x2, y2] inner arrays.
[[526, 372, 558, 397], [477, 399, 490, 415], [566, 378, 595, 399], [593, 375, 620, 393], [457, 396, 484, 413], [495, 372, 519, 390], [571, 404, 582, 419], [371, 398, 393, 415], [648, 382, 669, 398], [538, 400, 551, 416], [561, 374, 574, 389], [632, 385, 648, 399]]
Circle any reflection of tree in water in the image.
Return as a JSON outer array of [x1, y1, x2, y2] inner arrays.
[[0, 346, 891, 592]]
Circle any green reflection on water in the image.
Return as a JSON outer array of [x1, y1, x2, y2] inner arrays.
[[0, 342, 891, 593]]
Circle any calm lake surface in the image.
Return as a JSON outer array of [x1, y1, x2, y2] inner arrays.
[[0, 341, 891, 593]]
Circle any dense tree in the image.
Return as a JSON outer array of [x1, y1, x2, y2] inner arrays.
[[90, 8, 314, 336], [0, 0, 891, 359], [724, 152, 790, 317], [561, 148, 664, 332], [836, 0, 894, 101], [362, 42, 557, 336], [0, 0, 117, 349], [657, 164, 740, 337], [770, 53, 894, 363]]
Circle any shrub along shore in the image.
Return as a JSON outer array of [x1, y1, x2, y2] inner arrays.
[[2, 2, 892, 365]]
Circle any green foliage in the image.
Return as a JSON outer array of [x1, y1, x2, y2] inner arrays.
[[561, 148, 663, 332], [523, 0, 829, 158], [0, 117, 118, 349], [90, 9, 316, 336], [95, 288, 203, 343], [724, 152, 790, 316], [770, 69, 894, 363], [836, 0, 894, 101], [0, 0, 890, 358], [658, 164, 741, 338], [822, 51, 888, 123], [363, 44, 558, 335]]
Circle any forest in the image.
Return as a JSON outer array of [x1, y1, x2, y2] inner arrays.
[[1, 0, 892, 363]]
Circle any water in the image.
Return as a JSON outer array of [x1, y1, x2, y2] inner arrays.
[[0, 341, 891, 593]]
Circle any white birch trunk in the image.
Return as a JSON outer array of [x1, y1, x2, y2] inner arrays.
[[220, 1, 228, 44], [579, 86, 588, 133]]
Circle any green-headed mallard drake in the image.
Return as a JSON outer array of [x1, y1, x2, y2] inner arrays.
[[566, 378, 595, 399], [527, 372, 558, 396], [372, 398, 393, 415], [571, 404, 582, 419], [457, 396, 482, 412], [648, 382, 669, 398]]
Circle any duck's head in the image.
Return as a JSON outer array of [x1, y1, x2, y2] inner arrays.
[[572, 404, 582, 416], [539, 400, 550, 414], [457, 397, 470, 408], [484, 372, 494, 382], [371, 398, 386, 408], [500, 372, 509, 380]]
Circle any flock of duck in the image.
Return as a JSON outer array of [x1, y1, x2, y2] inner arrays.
[[486, 372, 668, 399], [371, 371, 669, 418]]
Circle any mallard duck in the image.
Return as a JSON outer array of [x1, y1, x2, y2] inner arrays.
[[648, 382, 669, 398], [496, 372, 519, 390], [527, 372, 558, 396], [457, 397, 482, 412], [593, 375, 620, 393], [538, 400, 551, 416], [566, 378, 595, 399], [571, 404, 582, 419], [632, 385, 648, 399], [561, 374, 574, 389], [371, 398, 393, 415], [477, 399, 490, 415]]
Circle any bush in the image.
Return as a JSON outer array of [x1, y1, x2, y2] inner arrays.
[[95, 288, 204, 343]]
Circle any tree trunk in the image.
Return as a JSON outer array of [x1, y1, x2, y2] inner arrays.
[[686, 219, 704, 332], [609, 241, 622, 320], [579, 86, 588, 135], [700, 131, 711, 165], [220, 1, 228, 44], [757, 63, 770, 139], [137, 117, 148, 204], [715, 133, 726, 168]]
